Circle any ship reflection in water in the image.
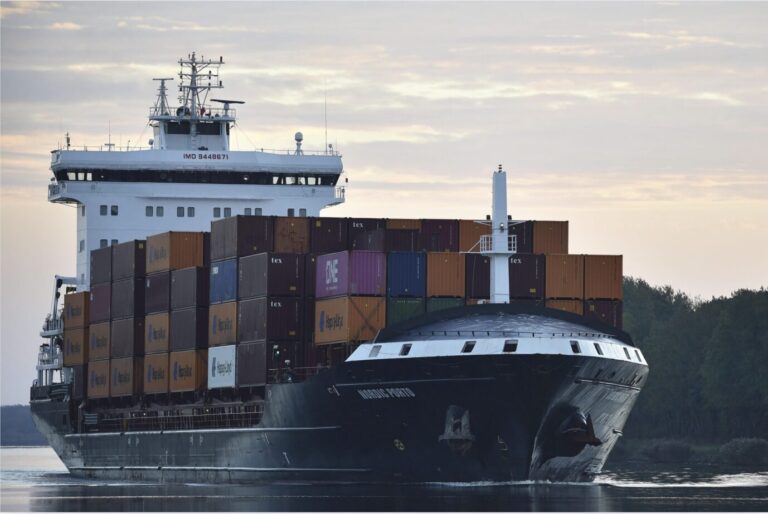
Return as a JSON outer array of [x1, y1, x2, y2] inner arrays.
[[2, 448, 767, 512]]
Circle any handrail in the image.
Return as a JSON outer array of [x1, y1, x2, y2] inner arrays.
[[404, 330, 614, 339], [53, 146, 340, 156]]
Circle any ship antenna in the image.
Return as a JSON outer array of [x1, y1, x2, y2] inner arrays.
[[479, 164, 514, 303]]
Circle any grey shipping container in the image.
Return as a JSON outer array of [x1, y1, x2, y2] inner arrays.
[[111, 278, 145, 320], [110, 317, 144, 358], [170, 307, 209, 351], [238, 297, 302, 344], [237, 342, 267, 387], [90, 246, 112, 285], [420, 219, 459, 252], [239, 253, 304, 299], [310, 217, 348, 254], [171, 267, 209, 310], [465, 254, 490, 299], [112, 240, 146, 280], [509, 254, 545, 299], [144, 272, 171, 314], [210, 215, 274, 261], [89, 283, 111, 323]]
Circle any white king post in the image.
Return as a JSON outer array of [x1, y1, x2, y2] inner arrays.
[[484, 164, 514, 303]]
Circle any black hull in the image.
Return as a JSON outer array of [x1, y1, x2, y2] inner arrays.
[[31, 353, 646, 483]]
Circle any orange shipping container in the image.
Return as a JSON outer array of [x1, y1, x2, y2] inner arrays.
[[545, 299, 584, 316], [110, 357, 143, 397], [145, 312, 170, 354], [458, 220, 491, 252], [274, 217, 309, 253], [315, 296, 386, 345], [88, 322, 111, 361], [533, 221, 568, 255], [169, 350, 207, 392], [545, 254, 584, 299], [63, 291, 90, 329], [427, 253, 466, 298], [146, 231, 207, 274], [144, 352, 169, 394], [87, 359, 110, 399], [209, 301, 237, 347], [584, 255, 623, 300], [63, 327, 88, 366], [386, 219, 421, 230]]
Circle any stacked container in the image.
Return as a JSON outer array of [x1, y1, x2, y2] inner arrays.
[[88, 246, 111, 400], [426, 252, 465, 312], [583, 255, 623, 329], [385, 219, 421, 252], [545, 254, 585, 315], [348, 218, 386, 251], [62, 291, 89, 401], [386, 252, 426, 325]]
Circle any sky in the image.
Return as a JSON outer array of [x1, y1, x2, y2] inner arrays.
[[1, 2, 767, 405]]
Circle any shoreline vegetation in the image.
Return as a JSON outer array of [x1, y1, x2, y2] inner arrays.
[[3, 279, 766, 463]]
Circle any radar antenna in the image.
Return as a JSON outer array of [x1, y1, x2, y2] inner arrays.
[[211, 99, 245, 117]]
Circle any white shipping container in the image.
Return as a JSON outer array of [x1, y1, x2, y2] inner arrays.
[[208, 344, 236, 389]]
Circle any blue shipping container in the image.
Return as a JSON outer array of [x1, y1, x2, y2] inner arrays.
[[387, 252, 426, 297], [210, 258, 237, 304]]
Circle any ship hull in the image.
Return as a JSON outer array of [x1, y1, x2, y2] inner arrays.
[[31, 353, 646, 483]]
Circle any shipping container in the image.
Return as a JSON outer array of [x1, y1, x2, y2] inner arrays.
[[169, 350, 207, 392], [209, 258, 237, 304], [310, 217, 348, 254], [584, 300, 623, 329], [144, 312, 170, 354], [111, 317, 144, 358], [545, 254, 584, 299], [63, 291, 89, 329], [144, 352, 169, 394], [532, 221, 568, 255], [63, 327, 88, 366], [304, 254, 318, 297], [236, 342, 267, 387], [386, 219, 421, 230], [387, 297, 425, 325], [314, 296, 386, 345], [90, 246, 112, 285], [509, 221, 533, 254], [239, 253, 304, 299], [146, 231, 208, 273], [238, 297, 302, 343], [303, 298, 315, 344], [208, 345, 237, 389], [426, 297, 465, 313], [112, 240, 146, 280], [348, 218, 386, 251], [89, 283, 111, 323], [427, 253, 466, 298], [87, 359, 109, 399], [110, 357, 143, 397], [509, 254, 546, 299], [458, 219, 491, 252], [387, 252, 426, 297], [71, 365, 86, 401], [211, 215, 274, 261], [111, 277, 145, 320], [274, 216, 309, 254], [315, 251, 387, 298], [144, 272, 171, 314], [88, 322, 110, 361], [545, 299, 584, 315], [171, 266, 209, 310], [465, 254, 490, 299], [208, 301, 238, 347], [420, 219, 459, 252], [385, 229, 420, 252], [170, 307, 208, 351], [584, 255, 623, 300]]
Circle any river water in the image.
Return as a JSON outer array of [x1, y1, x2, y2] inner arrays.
[[1, 447, 766, 511]]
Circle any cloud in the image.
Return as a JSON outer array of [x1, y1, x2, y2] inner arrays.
[[0, 1, 55, 19], [48, 21, 82, 31], [685, 92, 744, 107], [613, 30, 751, 49]]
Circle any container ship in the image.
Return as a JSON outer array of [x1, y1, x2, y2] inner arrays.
[[30, 53, 648, 483]]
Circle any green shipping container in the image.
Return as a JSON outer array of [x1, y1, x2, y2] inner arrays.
[[387, 298, 425, 326], [426, 297, 465, 313]]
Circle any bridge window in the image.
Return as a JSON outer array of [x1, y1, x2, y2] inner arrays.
[[100, 205, 107, 216], [307, 176, 317, 185], [146, 206, 153, 217], [287, 208, 295, 217], [570, 340, 581, 354], [187, 207, 195, 217], [503, 340, 518, 353], [100, 239, 108, 248], [111, 239, 118, 245], [244, 208, 252, 215], [177, 206, 185, 217], [213, 207, 221, 218], [157, 206, 164, 217], [79, 239, 85, 253], [254, 208, 262, 216], [593, 343, 604, 356], [110, 205, 118, 216], [299, 208, 307, 217], [80, 205, 85, 217], [400, 344, 412, 356], [223, 207, 231, 217]]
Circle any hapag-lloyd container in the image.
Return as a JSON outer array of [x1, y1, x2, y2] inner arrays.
[[89, 283, 111, 323], [238, 297, 302, 343], [88, 322, 110, 361], [144, 272, 170, 314], [110, 357, 143, 397], [239, 253, 304, 299], [87, 359, 109, 399], [584, 299, 623, 329], [315, 251, 386, 298], [111, 278, 144, 320], [310, 217, 348, 254], [63, 292, 89, 329], [208, 345, 236, 389], [144, 352, 169, 394], [509, 254, 545, 299], [209, 258, 237, 304], [169, 350, 207, 392], [210, 215, 274, 261], [208, 301, 237, 347], [387, 252, 426, 297], [420, 219, 459, 252], [274, 217, 309, 254], [465, 254, 490, 299], [584, 255, 623, 300], [63, 327, 88, 366], [532, 221, 568, 254], [171, 266, 209, 309], [146, 231, 208, 274], [237, 342, 267, 387], [426, 253, 465, 298], [314, 296, 386, 345], [145, 312, 170, 354], [545, 254, 584, 299], [90, 246, 112, 285], [110, 317, 144, 358], [112, 240, 146, 280], [170, 307, 208, 351]]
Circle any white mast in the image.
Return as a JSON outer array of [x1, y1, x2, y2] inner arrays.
[[481, 164, 516, 303]]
